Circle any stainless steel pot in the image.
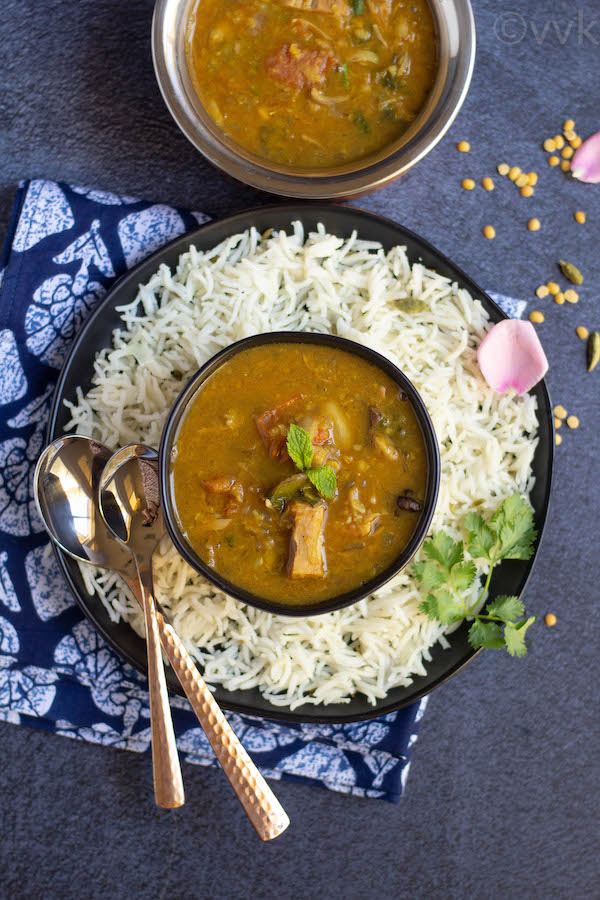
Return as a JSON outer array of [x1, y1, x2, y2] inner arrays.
[[152, 0, 476, 199]]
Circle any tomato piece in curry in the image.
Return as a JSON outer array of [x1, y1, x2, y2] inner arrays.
[[185, 0, 438, 168], [171, 343, 428, 606]]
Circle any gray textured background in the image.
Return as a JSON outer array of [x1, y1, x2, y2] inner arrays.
[[0, 1, 599, 898]]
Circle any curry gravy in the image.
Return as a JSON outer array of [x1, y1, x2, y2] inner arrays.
[[186, 0, 438, 168], [171, 343, 428, 606]]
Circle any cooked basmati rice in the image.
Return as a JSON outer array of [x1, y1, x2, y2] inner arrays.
[[65, 223, 538, 708]]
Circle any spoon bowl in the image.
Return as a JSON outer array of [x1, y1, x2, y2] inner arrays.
[[99, 444, 165, 552], [34, 435, 136, 576]]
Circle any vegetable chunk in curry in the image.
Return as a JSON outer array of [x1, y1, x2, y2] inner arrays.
[[185, 0, 438, 168], [171, 343, 428, 606]]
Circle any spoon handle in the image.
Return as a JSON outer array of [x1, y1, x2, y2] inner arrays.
[[136, 564, 185, 809], [153, 607, 289, 841]]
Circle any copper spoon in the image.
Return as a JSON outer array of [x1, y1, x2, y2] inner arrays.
[[35, 436, 289, 838], [34, 435, 184, 808], [98, 442, 290, 840], [98, 444, 185, 809]]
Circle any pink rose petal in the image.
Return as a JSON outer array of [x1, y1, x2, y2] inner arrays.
[[571, 130, 600, 183], [477, 320, 548, 395]]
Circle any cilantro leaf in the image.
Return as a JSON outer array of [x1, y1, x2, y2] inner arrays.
[[287, 424, 314, 471], [307, 466, 337, 500], [435, 589, 465, 624], [491, 494, 537, 560], [418, 596, 436, 618], [465, 511, 496, 560], [504, 616, 537, 657], [468, 619, 505, 650], [423, 532, 464, 572], [450, 560, 478, 592], [412, 560, 447, 591], [415, 497, 538, 658], [486, 595, 525, 622], [420, 590, 463, 625]]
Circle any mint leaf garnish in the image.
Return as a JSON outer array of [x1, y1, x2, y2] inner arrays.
[[286, 423, 313, 471], [282, 425, 337, 502], [307, 466, 337, 500]]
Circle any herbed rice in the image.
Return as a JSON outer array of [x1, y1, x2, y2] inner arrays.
[[65, 223, 538, 709]]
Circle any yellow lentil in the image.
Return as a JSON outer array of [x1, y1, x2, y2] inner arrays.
[[520, 185, 534, 197], [563, 119, 575, 132], [576, 326, 589, 340], [554, 405, 567, 419], [515, 174, 529, 188], [543, 138, 556, 152], [566, 415, 580, 429], [536, 285, 550, 298], [562, 146, 574, 159], [564, 129, 577, 141], [555, 434, 562, 446], [461, 178, 476, 190], [527, 172, 538, 186], [560, 160, 571, 172], [574, 211, 586, 224], [528, 218, 541, 232], [554, 293, 566, 305], [570, 136, 582, 149], [483, 225, 496, 239], [545, 613, 557, 627], [497, 163, 509, 176], [565, 289, 579, 304], [529, 310, 544, 324], [482, 177, 494, 191], [457, 141, 470, 152], [553, 135, 565, 149], [508, 166, 521, 181], [547, 282, 560, 295], [554, 417, 562, 429], [548, 156, 560, 167]]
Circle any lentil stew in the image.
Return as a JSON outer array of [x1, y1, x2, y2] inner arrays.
[[185, 0, 438, 168], [170, 342, 429, 606]]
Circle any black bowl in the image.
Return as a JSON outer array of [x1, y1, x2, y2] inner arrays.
[[47, 204, 553, 723], [159, 332, 441, 617]]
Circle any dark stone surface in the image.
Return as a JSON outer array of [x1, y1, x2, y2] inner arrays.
[[0, 1, 598, 898]]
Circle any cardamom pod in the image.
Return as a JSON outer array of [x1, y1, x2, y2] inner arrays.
[[559, 260, 584, 285], [587, 331, 600, 372], [397, 298, 430, 314]]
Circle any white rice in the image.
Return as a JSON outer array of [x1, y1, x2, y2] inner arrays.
[[65, 223, 538, 709]]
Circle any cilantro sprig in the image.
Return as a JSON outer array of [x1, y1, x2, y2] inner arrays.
[[286, 424, 337, 500], [413, 494, 538, 657]]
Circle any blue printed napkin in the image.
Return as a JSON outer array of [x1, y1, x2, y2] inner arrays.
[[0, 180, 525, 802]]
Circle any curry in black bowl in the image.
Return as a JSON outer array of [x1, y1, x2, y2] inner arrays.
[[160, 333, 440, 615]]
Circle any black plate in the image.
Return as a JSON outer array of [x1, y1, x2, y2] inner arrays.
[[48, 205, 554, 724]]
